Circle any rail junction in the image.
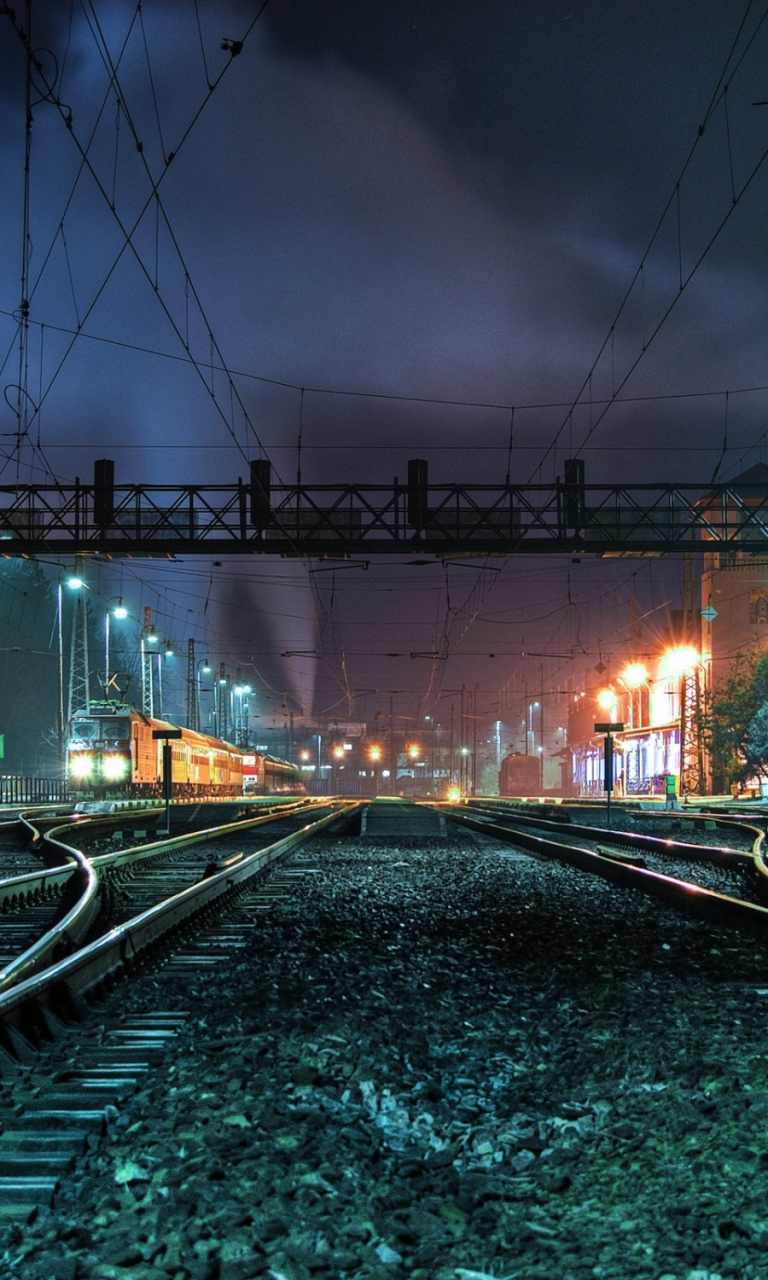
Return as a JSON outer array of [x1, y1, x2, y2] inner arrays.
[[0, 793, 762, 1274]]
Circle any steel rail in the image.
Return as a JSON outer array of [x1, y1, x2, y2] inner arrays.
[[0, 798, 319, 995], [0, 803, 359, 1047], [461, 797, 768, 888], [443, 807, 768, 935], [459, 799, 763, 867]]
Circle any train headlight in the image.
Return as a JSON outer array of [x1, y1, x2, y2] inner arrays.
[[69, 754, 94, 780], [101, 755, 129, 781]]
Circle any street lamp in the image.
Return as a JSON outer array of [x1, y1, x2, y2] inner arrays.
[[460, 745, 469, 793], [232, 683, 253, 747], [527, 701, 540, 755], [56, 572, 85, 774], [333, 744, 344, 794], [196, 658, 212, 731], [104, 598, 128, 701], [597, 687, 618, 716]]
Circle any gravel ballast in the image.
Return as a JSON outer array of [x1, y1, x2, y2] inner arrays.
[[4, 830, 768, 1280]]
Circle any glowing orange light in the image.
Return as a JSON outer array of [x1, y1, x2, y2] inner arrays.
[[622, 662, 648, 688], [597, 688, 617, 711]]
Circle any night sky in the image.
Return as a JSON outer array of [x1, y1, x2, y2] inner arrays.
[[1, 2, 767, 738]]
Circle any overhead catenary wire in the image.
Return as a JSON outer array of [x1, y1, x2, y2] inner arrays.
[[528, 0, 768, 483], [1, 1, 274, 480], [4, 305, 768, 420]]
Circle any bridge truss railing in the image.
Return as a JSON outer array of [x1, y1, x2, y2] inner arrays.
[[0, 469, 766, 556]]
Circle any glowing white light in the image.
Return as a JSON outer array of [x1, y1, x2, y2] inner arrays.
[[622, 662, 648, 688], [101, 755, 130, 781], [69, 754, 93, 779]]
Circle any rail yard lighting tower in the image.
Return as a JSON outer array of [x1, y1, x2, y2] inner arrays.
[[660, 645, 703, 797]]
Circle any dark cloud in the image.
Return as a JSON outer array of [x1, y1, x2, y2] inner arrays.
[[0, 2, 766, 729]]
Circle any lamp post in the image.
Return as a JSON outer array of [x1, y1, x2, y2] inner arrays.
[[405, 742, 420, 796], [232, 683, 252, 747], [333, 744, 344, 794], [104, 598, 128, 701], [527, 701, 540, 756], [56, 573, 84, 775], [459, 745, 469, 793], [196, 658, 212, 732]]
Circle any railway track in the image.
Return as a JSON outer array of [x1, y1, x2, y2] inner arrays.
[[0, 798, 341, 992], [0, 800, 357, 1223], [3, 810, 768, 1278], [442, 798, 768, 933]]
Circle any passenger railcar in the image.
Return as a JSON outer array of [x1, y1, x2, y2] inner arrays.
[[242, 752, 304, 794], [66, 702, 300, 798], [498, 751, 543, 797]]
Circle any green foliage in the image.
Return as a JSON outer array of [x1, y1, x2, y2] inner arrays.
[[701, 648, 768, 790]]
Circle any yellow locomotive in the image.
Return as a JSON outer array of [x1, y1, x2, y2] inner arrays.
[[66, 701, 300, 797]]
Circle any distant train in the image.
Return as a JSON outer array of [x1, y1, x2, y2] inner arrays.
[[67, 702, 304, 798], [498, 751, 543, 797]]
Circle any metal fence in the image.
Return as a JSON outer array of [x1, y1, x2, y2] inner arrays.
[[0, 776, 70, 804]]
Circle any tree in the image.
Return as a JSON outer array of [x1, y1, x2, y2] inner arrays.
[[701, 648, 768, 791]]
